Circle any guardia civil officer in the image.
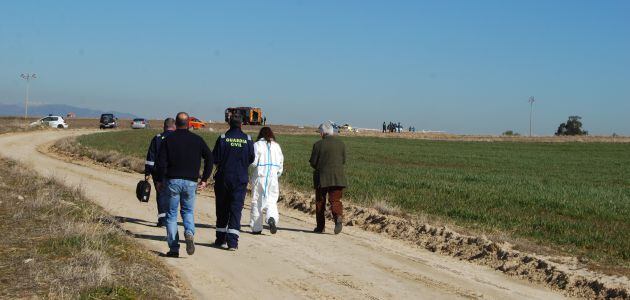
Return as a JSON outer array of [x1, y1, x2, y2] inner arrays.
[[213, 114, 255, 251], [144, 118, 176, 227]]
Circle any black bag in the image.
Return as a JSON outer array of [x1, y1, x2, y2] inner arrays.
[[136, 180, 151, 202]]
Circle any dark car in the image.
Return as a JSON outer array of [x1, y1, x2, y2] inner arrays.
[[99, 113, 118, 129]]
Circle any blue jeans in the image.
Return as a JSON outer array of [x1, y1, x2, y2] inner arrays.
[[165, 179, 197, 252]]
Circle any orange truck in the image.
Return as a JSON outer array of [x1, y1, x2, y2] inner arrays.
[[224, 107, 263, 125], [188, 117, 207, 129]]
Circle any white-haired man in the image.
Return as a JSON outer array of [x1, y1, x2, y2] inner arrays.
[[309, 122, 347, 234]]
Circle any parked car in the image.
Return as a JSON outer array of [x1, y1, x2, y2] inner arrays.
[[99, 113, 118, 129], [30, 115, 69, 129], [131, 118, 150, 129], [188, 117, 207, 130]]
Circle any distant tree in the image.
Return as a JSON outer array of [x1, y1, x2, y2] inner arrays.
[[502, 130, 520, 136], [555, 116, 588, 136]]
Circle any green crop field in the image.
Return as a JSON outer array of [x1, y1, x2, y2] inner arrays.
[[77, 129, 630, 266]]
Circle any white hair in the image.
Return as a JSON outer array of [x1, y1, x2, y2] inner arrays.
[[318, 122, 335, 136]]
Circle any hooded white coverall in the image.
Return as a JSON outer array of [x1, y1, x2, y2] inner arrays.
[[250, 139, 284, 232]]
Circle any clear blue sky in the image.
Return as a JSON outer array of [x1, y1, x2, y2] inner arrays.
[[1, 1, 629, 135]]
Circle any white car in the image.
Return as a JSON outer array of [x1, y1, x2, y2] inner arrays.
[[131, 118, 150, 129], [30, 115, 69, 129]]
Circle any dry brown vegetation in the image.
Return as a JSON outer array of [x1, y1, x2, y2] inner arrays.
[[0, 117, 40, 135], [0, 157, 190, 299]]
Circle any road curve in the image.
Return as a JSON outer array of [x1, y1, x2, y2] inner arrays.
[[0, 130, 568, 300]]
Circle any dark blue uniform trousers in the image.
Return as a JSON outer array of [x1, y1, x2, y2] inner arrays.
[[153, 178, 169, 217], [214, 179, 247, 248]]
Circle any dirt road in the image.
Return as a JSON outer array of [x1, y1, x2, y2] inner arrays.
[[0, 130, 567, 299]]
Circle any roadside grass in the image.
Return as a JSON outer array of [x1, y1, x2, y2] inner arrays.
[[0, 117, 39, 134], [75, 129, 630, 269], [0, 157, 189, 299]]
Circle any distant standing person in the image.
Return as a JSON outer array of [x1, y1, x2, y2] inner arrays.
[[310, 122, 347, 234], [144, 117, 176, 227], [382, 122, 386, 133], [157, 112, 213, 257], [263, 115, 267, 126], [213, 114, 255, 250], [250, 127, 284, 235]]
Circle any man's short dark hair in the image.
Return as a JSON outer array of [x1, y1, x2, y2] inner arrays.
[[175, 112, 189, 128], [163, 118, 175, 130], [229, 114, 243, 128]]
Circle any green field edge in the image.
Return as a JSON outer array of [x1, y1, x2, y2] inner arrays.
[[71, 129, 630, 274]]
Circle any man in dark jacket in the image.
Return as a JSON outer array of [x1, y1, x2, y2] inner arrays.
[[157, 112, 213, 257], [309, 121, 347, 234], [213, 114, 255, 251], [145, 118, 175, 227]]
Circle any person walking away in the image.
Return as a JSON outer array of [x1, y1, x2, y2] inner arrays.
[[144, 118, 176, 227], [157, 112, 213, 257], [250, 127, 284, 235], [382, 122, 386, 133], [310, 122, 347, 234], [213, 114, 255, 250]]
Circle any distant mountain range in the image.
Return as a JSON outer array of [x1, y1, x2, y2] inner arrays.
[[0, 103, 136, 119]]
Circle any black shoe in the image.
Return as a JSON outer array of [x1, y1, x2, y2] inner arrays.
[[313, 227, 325, 234], [156, 217, 166, 227], [251, 231, 262, 235], [185, 233, 195, 255], [268, 217, 277, 234], [165, 251, 179, 258], [334, 219, 343, 234]]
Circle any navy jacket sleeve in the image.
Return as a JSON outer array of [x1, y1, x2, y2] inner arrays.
[[212, 136, 222, 165], [200, 137, 213, 182], [156, 138, 168, 182], [144, 136, 157, 176]]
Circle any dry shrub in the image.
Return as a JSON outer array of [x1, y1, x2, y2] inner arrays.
[[372, 200, 405, 217], [0, 158, 189, 299]]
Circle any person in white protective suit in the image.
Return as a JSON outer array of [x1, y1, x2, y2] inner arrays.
[[250, 127, 284, 234]]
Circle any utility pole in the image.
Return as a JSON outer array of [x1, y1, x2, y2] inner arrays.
[[20, 73, 37, 119], [528, 96, 535, 137]]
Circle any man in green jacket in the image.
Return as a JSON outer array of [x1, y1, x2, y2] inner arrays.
[[309, 122, 347, 234]]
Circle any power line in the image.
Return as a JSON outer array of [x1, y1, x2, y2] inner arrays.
[[528, 96, 535, 137], [20, 73, 37, 119]]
